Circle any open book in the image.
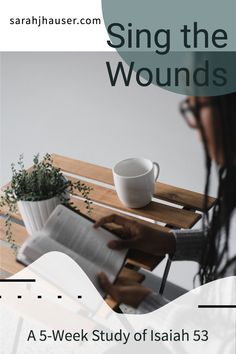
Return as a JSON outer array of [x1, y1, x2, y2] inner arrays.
[[17, 205, 127, 295]]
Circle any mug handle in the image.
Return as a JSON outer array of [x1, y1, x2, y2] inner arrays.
[[153, 162, 160, 182]]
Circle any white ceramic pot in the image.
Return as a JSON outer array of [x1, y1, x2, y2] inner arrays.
[[17, 196, 61, 236]]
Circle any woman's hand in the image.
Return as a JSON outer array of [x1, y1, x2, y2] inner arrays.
[[94, 214, 176, 257], [98, 272, 151, 308]]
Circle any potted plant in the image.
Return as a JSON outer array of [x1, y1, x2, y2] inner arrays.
[[0, 153, 92, 249]]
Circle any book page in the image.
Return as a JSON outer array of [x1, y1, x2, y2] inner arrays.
[[18, 205, 127, 289], [42, 205, 127, 280], [18, 235, 111, 296]]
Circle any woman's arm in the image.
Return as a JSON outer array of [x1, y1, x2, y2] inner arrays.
[[94, 214, 176, 256], [95, 215, 207, 311], [94, 213, 206, 263]]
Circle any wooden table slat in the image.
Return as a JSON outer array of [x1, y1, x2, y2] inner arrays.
[[0, 247, 24, 275], [1, 197, 170, 234], [71, 198, 171, 232], [52, 154, 216, 211], [68, 176, 201, 229], [1, 175, 202, 229], [0, 219, 28, 246]]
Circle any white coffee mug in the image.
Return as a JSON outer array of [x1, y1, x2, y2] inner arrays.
[[113, 158, 160, 208]]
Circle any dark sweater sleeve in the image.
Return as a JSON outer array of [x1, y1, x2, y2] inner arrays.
[[172, 229, 206, 263], [136, 230, 207, 313]]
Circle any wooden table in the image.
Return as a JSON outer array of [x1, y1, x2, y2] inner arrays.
[[0, 154, 216, 309]]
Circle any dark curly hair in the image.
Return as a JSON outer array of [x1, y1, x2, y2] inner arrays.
[[195, 93, 236, 284]]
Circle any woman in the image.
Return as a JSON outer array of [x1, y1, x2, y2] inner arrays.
[[95, 94, 236, 312]]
